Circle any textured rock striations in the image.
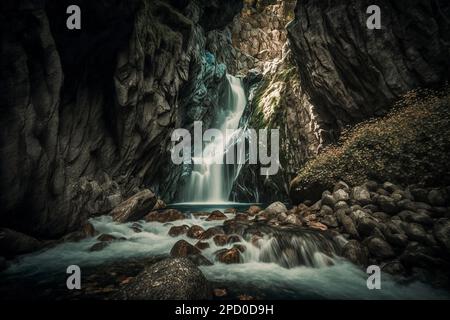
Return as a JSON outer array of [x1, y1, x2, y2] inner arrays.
[[0, 0, 242, 238], [287, 0, 450, 141]]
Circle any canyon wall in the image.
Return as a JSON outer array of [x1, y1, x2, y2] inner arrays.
[[0, 0, 242, 238], [287, 0, 450, 141]]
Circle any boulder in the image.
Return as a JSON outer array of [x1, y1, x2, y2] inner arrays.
[[213, 234, 228, 246], [319, 205, 333, 216], [333, 189, 349, 202], [144, 209, 185, 223], [428, 189, 447, 206], [334, 201, 349, 210], [186, 225, 205, 239], [89, 242, 110, 252], [247, 206, 262, 215], [234, 213, 249, 222], [215, 248, 242, 264], [168, 225, 190, 237], [195, 241, 210, 250], [116, 258, 210, 299], [366, 237, 395, 259], [336, 210, 359, 238], [206, 210, 227, 221], [403, 223, 429, 244], [320, 215, 338, 228], [383, 182, 400, 193], [321, 193, 336, 208], [351, 186, 371, 205], [307, 221, 328, 231], [0, 228, 43, 258], [200, 227, 225, 240], [342, 240, 368, 267], [404, 211, 433, 226], [170, 240, 201, 257], [265, 202, 287, 216], [110, 189, 156, 222], [333, 181, 350, 192], [97, 234, 118, 242], [377, 195, 398, 214], [285, 214, 302, 226], [434, 218, 450, 251], [227, 235, 242, 244]]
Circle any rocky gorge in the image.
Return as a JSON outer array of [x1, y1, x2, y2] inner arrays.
[[1, 0, 450, 300]]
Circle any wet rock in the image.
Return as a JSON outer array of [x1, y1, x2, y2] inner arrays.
[[116, 258, 210, 300], [188, 254, 213, 266], [247, 206, 262, 215], [277, 212, 288, 222], [215, 248, 242, 264], [97, 234, 117, 242], [321, 193, 336, 208], [410, 188, 429, 203], [0, 228, 43, 258], [382, 261, 405, 275], [333, 189, 349, 202], [404, 211, 433, 226], [153, 199, 167, 210], [364, 181, 379, 192], [351, 186, 371, 205], [224, 208, 237, 214], [428, 189, 447, 206], [319, 205, 333, 216], [342, 240, 368, 267], [371, 212, 390, 221], [400, 243, 443, 269], [213, 288, 228, 297], [336, 211, 359, 238], [377, 195, 398, 214], [285, 214, 302, 226], [334, 201, 349, 210], [195, 241, 210, 251], [213, 234, 228, 246], [144, 209, 185, 223], [383, 182, 400, 193], [170, 240, 201, 257], [357, 217, 379, 238], [89, 242, 110, 252], [222, 220, 247, 235], [168, 225, 190, 237], [206, 210, 227, 221], [403, 223, 429, 244], [234, 213, 249, 222], [434, 218, 450, 251], [385, 232, 409, 248], [233, 244, 246, 253], [366, 237, 395, 259], [186, 225, 205, 239], [307, 221, 327, 231], [110, 189, 157, 223], [200, 227, 225, 240], [265, 202, 287, 216], [320, 215, 338, 228], [227, 235, 242, 244]]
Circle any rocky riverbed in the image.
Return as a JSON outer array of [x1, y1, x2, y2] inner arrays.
[[1, 180, 449, 300]]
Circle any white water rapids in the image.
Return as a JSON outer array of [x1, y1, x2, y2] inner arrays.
[[2, 214, 448, 299]]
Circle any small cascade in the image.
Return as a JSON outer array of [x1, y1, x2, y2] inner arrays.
[[181, 74, 247, 202], [255, 230, 339, 268]]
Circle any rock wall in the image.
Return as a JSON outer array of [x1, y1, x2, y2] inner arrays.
[[287, 0, 450, 142], [0, 0, 242, 238]]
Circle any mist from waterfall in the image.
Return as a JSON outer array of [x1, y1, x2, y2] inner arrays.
[[181, 74, 247, 203]]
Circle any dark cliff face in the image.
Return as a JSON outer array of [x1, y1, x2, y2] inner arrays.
[[287, 0, 450, 142], [0, 0, 242, 238]]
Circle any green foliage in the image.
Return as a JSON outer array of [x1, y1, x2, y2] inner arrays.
[[295, 86, 450, 189]]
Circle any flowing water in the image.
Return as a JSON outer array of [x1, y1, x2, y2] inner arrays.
[[1, 74, 448, 300], [181, 74, 247, 202], [1, 209, 448, 299]]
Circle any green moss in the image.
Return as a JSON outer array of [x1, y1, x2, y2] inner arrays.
[[294, 86, 450, 190]]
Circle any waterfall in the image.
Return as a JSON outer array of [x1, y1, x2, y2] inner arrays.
[[181, 75, 247, 203]]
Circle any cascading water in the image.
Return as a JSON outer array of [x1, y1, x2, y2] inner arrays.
[[181, 75, 247, 203]]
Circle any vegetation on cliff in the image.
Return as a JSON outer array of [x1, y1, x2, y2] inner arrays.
[[291, 85, 450, 202]]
